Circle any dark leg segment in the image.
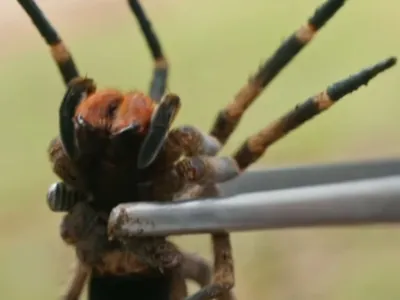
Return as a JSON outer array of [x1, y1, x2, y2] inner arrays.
[[17, 0, 80, 85], [137, 93, 181, 169], [209, 0, 346, 146], [127, 0, 168, 102], [59, 78, 97, 160], [233, 56, 397, 170]]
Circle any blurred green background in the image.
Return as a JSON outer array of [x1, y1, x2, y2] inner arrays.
[[0, 0, 399, 299]]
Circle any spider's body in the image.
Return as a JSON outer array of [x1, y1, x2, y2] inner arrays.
[[49, 82, 197, 299], [17, 0, 397, 299]]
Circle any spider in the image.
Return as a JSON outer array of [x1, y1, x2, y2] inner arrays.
[[18, 0, 396, 300]]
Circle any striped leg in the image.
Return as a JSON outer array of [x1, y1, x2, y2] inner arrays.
[[17, 0, 80, 85], [47, 181, 89, 213], [61, 78, 97, 161], [174, 57, 397, 189], [232, 57, 397, 170], [137, 94, 181, 169], [127, 0, 168, 102], [209, 0, 346, 146]]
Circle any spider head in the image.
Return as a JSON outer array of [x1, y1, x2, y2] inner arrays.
[[59, 78, 180, 168], [71, 89, 156, 158], [74, 90, 155, 136]]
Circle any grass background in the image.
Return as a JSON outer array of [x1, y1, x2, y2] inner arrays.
[[0, 0, 399, 299]]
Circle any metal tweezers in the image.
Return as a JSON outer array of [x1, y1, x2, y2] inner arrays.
[[108, 157, 400, 237]]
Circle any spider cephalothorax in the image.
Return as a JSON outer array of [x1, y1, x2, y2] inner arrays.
[[61, 77, 180, 166], [18, 0, 397, 299]]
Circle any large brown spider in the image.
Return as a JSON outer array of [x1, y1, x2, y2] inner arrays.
[[17, 0, 396, 300]]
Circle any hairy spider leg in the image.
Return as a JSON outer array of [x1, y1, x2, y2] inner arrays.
[[209, 0, 347, 146], [127, 0, 169, 103], [16, 1, 97, 160], [231, 57, 397, 170], [61, 262, 91, 300], [17, 0, 169, 102], [17, 0, 80, 85], [173, 57, 397, 187], [137, 94, 181, 169], [59, 78, 97, 160]]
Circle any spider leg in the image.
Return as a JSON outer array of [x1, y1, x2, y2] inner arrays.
[[47, 137, 84, 190], [169, 267, 188, 300], [232, 57, 397, 170], [174, 156, 240, 186], [182, 248, 237, 300], [183, 187, 236, 300], [182, 233, 234, 300], [59, 77, 96, 160], [181, 253, 212, 288], [127, 0, 168, 102], [160, 127, 236, 188], [61, 262, 91, 300], [47, 78, 97, 206], [158, 125, 222, 176], [17, 0, 80, 85], [166, 125, 222, 159], [209, 0, 346, 146], [137, 93, 181, 169], [172, 57, 397, 188], [47, 181, 88, 212], [151, 125, 224, 200]]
